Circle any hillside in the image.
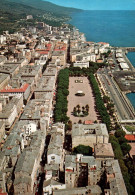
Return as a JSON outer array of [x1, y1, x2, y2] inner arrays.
[[0, 0, 45, 16], [0, 0, 80, 34], [7, 0, 81, 16], [0, 0, 46, 33]]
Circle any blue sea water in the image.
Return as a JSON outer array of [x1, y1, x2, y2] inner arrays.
[[126, 52, 135, 108], [70, 10, 135, 108], [70, 10, 135, 47], [126, 93, 135, 108], [127, 52, 135, 68]]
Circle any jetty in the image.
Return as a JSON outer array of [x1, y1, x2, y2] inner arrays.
[[118, 47, 135, 52]]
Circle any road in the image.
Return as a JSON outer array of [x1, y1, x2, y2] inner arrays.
[[97, 67, 135, 122]]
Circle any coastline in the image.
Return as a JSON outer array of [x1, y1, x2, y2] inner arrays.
[[69, 10, 135, 47], [69, 11, 135, 111]]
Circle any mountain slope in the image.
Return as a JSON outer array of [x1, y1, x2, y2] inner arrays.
[[0, 0, 81, 34], [0, 0, 47, 33], [0, 0, 45, 16], [7, 0, 81, 16]]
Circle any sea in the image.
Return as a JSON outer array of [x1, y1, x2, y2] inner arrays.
[[70, 10, 135, 108]]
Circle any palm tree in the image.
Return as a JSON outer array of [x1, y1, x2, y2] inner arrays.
[[82, 106, 85, 111], [78, 120, 82, 124], [85, 104, 89, 112], [77, 108, 81, 114], [73, 107, 77, 113], [76, 104, 80, 110]]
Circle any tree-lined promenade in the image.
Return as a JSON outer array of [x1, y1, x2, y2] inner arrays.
[[54, 65, 111, 130]]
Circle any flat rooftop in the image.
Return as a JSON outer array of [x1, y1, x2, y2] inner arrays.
[[20, 99, 51, 120], [34, 76, 56, 92], [94, 143, 114, 158], [43, 66, 57, 77], [72, 123, 108, 137]]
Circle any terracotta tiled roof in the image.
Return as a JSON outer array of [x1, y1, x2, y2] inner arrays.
[[98, 42, 109, 45], [54, 46, 66, 51], [37, 51, 49, 55], [0, 83, 29, 93], [0, 190, 8, 195], [84, 120, 93, 125], [97, 59, 103, 63], [125, 135, 135, 141]]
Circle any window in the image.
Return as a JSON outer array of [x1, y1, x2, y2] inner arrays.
[[51, 156, 55, 160]]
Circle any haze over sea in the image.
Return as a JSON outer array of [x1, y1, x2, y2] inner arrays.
[[70, 10, 135, 108]]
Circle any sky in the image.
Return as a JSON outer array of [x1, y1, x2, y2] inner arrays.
[[44, 0, 135, 10]]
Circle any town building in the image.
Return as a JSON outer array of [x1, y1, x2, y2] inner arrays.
[[0, 94, 23, 128], [34, 76, 56, 99], [53, 186, 102, 195], [73, 61, 89, 68], [94, 143, 114, 159], [0, 74, 10, 90], [14, 131, 45, 195], [43, 179, 66, 195], [72, 123, 109, 148], [47, 123, 65, 171], [20, 98, 51, 130], [0, 83, 30, 101], [0, 122, 5, 143], [0, 63, 20, 78], [43, 65, 57, 79], [65, 154, 127, 195]]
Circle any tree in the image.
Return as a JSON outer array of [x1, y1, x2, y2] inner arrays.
[[115, 122, 121, 129], [76, 104, 80, 110], [73, 145, 93, 156], [109, 135, 119, 143], [88, 73, 111, 131], [115, 130, 126, 138], [82, 106, 85, 112], [77, 108, 81, 114], [73, 107, 77, 113], [103, 95, 110, 103], [78, 120, 82, 124], [85, 104, 89, 111], [54, 69, 69, 123], [121, 143, 131, 156], [107, 103, 114, 110], [118, 137, 127, 145]]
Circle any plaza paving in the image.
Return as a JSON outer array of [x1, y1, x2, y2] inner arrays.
[[67, 77, 98, 123]]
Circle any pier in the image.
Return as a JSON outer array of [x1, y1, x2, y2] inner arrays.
[[118, 47, 135, 52], [122, 52, 135, 71], [116, 46, 135, 71]]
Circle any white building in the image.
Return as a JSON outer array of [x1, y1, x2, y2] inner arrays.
[[0, 35, 6, 44], [43, 179, 66, 195], [73, 61, 89, 68], [90, 54, 96, 62], [119, 63, 129, 70]]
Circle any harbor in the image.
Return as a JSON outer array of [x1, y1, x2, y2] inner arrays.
[[97, 46, 135, 124]]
